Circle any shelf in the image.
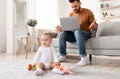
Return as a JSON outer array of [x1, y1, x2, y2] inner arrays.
[[100, 0, 120, 21], [101, 5, 120, 10], [101, 15, 120, 19]]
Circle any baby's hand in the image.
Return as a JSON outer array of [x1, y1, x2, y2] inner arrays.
[[54, 62, 61, 66]]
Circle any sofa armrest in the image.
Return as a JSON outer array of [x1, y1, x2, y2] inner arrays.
[[96, 21, 120, 37]]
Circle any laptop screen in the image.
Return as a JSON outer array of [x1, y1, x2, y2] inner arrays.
[[60, 16, 80, 31]]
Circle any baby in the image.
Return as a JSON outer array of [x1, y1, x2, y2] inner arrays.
[[33, 33, 60, 76]]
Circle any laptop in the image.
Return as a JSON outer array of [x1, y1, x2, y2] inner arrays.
[[60, 16, 80, 31]]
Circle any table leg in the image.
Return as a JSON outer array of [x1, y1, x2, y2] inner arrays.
[[25, 37, 29, 59], [16, 38, 23, 56]]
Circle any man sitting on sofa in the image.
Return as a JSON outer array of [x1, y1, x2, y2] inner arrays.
[[55, 0, 98, 66]]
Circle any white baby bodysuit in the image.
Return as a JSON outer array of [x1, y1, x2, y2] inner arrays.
[[33, 45, 59, 65]]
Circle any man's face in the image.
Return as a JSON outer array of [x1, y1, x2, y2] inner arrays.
[[70, 1, 81, 13]]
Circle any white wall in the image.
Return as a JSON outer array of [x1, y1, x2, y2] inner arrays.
[[0, 0, 7, 53], [81, 0, 101, 23], [57, 0, 71, 18]]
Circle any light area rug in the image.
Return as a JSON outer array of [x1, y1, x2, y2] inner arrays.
[[0, 56, 120, 79]]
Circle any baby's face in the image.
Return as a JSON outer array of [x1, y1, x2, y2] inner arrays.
[[41, 35, 52, 47]]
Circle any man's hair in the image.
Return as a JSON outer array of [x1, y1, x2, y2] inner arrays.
[[69, 0, 80, 3]]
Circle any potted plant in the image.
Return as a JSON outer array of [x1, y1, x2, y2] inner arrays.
[[26, 19, 37, 36], [26, 19, 37, 27]]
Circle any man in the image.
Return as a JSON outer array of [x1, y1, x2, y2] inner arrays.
[[56, 0, 98, 66]]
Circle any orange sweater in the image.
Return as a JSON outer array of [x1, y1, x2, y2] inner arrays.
[[70, 8, 95, 34]]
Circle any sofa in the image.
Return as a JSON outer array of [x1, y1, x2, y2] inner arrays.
[[52, 21, 120, 63]]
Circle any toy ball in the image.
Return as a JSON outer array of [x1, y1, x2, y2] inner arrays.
[[27, 64, 33, 71], [32, 64, 36, 71], [27, 64, 36, 71]]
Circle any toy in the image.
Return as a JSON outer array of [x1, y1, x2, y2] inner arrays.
[[27, 64, 36, 71], [52, 64, 73, 75], [32, 64, 36, 71]]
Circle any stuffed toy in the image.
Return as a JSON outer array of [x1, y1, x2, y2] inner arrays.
[[27, 64, 36, 71], [52, 64, 73, 75]]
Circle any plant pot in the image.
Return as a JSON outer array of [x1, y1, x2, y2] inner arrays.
[[29, 27, 35, 37]]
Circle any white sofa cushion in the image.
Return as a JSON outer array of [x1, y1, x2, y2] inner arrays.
[[86, 35, 120, 49]]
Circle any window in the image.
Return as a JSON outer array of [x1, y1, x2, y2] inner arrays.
[[35, 0, 59, 30]]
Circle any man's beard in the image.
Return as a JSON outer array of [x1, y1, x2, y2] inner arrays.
[[73, 7, 80, 13]]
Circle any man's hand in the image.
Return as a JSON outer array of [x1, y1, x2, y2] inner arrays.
[[89, 20, 98, 29], [55, 25, 62, 34]]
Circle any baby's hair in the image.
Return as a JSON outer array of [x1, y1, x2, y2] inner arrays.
[[42, 32, 52, 39]]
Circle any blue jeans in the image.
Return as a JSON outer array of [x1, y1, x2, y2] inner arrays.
[[59, 30, 91, 57]]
